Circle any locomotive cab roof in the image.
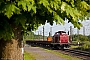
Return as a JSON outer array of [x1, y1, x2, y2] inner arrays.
[[56, 31, 66, 33], [54, 31, 66, 35]]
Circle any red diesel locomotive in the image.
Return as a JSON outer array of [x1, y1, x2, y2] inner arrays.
[[51, 31, 70, 49], [26, 31, 70, 49]]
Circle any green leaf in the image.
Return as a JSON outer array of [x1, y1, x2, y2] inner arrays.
[[39, 0, 49, 7], [32, 6, 36, 13], [18, 1, 27, 11], [27, 4, 32, 12], [1, 3, 20, 18]]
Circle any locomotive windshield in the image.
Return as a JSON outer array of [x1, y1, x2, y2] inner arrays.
[[55, 33, 60, 35]]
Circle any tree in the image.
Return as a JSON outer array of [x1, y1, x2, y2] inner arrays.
[[78, 34, 88, 41], [0, 0, 90, 60], [87, 35, 90, 41], [24, 31, 34, 40], [73, 34, 89, 41]]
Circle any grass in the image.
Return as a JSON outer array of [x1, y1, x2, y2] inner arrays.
[[43, 48, 81, 60], [24, 51, 36, 60], [70, 45, 79, 49]]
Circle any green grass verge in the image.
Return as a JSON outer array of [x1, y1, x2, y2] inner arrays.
[[70, 45, 79, 49], [43, 49, 81, 60], [24, 51, 36, 60]]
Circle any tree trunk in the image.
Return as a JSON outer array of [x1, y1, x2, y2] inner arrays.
[[0, 25, 23, 60]]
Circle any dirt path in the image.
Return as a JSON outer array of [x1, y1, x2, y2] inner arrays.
[[25, 46, 66, 60]]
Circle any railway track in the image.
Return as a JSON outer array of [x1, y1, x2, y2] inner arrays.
[[53, 49, 90, 60]]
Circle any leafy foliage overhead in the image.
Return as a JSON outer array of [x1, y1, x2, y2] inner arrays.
[[0, 0, 90, 39]]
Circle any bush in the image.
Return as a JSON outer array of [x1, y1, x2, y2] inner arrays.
[[83, 44, 88, 50], [78, 41, 90, 51]]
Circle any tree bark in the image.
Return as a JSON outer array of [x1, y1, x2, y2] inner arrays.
[[0, 25, 23, 60]]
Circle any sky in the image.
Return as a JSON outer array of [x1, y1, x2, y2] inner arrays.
[[34, 19, 90, 36]]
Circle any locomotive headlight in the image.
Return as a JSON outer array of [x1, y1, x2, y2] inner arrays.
[[60, 40, 61, 43]]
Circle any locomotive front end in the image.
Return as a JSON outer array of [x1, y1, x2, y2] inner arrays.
[[52, 31, 70, 49]]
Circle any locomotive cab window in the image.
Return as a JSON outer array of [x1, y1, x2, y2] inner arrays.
[[55, 33, 60, 35]]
